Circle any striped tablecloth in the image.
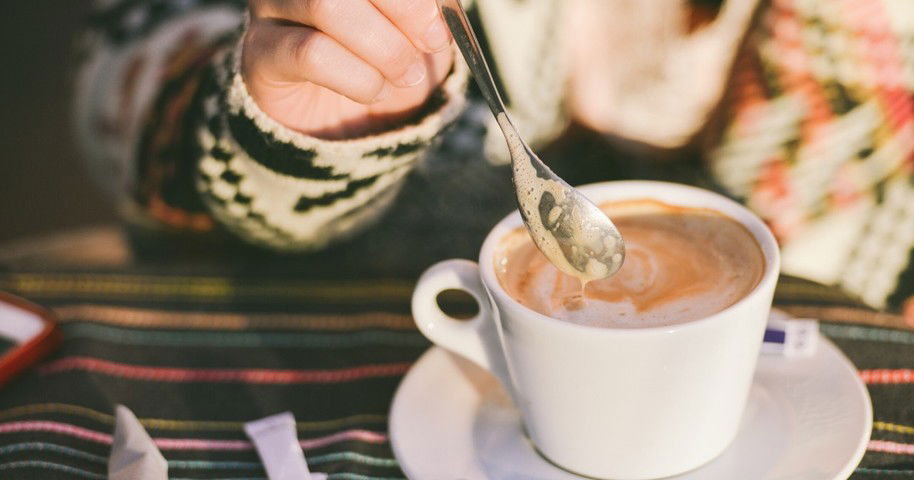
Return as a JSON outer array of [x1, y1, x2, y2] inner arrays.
[[0, 240, 912, 479]]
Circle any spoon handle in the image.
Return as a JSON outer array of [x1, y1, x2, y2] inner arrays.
[[437, 0, 509, 119]]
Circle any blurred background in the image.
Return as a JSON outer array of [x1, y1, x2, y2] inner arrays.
[[0, 3, 116, 244]]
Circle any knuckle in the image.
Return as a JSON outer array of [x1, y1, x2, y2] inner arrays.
[[249, 0, 288, 19], [242, 24, 267, 65], [343, 66, 386, 103], [248, 0, 269, 17], [362, 74, 387, 100], [376, 40, 416, 74], [401, 0, 431, 16], [290, 33, 324, 70], [307, 0, 344, 22], [243, 21, 263, 47]]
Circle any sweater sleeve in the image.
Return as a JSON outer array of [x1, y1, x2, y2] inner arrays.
[[196, 27, 469, 251], [74, 1, 469, 251]]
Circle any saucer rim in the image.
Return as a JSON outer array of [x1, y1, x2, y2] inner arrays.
[[390, 334, 872, 480]]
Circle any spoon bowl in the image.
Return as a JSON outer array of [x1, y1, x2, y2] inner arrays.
[[438, 0, 625, 282]]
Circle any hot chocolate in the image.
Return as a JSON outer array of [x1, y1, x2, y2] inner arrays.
[[494, 199, 765, 328]]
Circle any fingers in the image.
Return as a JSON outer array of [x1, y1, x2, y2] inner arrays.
[[369, 0, 450, 53], [254, 0, 428, 88], [244, 21, 392, 104]]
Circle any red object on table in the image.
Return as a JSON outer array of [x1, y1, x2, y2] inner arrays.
[[0, 291, 61, 387]]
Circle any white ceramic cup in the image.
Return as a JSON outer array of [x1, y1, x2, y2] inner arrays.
[[411, 181, 780, 479]]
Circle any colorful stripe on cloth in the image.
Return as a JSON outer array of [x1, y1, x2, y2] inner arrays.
[[0, 420, 386, 451], [854, 468, 914, 477], [0, 461, 106, 480], [60, 323, 428, 348], [867, 440, 914, 456], [874, 421, 914, 436], [0, 403, 387, 431], [858, 369, 914, 384], [0, 442, 398, 468], [0, 461, 406, 480], [822, 324, 914, 345], [54, 305, 417, 330], [38, 357, 413, 383], [0, 273, 415, 303]]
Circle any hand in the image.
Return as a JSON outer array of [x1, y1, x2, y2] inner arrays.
[[244, 0, 454, 139]]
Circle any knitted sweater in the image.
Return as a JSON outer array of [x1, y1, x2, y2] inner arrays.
[[75, 0, 471, 251], [75, 0, 914, 311]]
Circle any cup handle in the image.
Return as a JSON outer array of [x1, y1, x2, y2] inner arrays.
[[411, 259, 512, 389]]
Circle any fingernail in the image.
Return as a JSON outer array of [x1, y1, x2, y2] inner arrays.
[[423, 18, 450, 52], [372, 82, 393, 102], [396, 59, 426, 87]]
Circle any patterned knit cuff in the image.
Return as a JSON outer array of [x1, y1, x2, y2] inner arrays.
[[196, 31, 469, 251]]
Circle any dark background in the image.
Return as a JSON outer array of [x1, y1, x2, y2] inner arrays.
[[0, 3, 707, 247], [0, 2, 116, 244]]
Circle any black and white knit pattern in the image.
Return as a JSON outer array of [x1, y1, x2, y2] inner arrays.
[[195, 39, 469, 251], [75, 1, 243, 200]]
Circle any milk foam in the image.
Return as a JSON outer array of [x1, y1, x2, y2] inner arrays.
[[496, 114, 615, 283], [494, 200, 765, 328]]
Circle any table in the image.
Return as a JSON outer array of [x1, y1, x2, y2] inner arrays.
[[0, 223, 912, 480]]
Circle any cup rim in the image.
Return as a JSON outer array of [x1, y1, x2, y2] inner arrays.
[[478, 180, 781, 336]]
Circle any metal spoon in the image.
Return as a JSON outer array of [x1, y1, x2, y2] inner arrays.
[[437, 0, 625, 282]]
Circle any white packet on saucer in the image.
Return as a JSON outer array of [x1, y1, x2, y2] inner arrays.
[[244, 412, 327, 480], [762, 309, 819, 358]]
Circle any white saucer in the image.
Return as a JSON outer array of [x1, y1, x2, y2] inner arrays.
[[390, 335, 872, 480]]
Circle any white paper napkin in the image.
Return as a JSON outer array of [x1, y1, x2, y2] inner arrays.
[[108, 405, 168, 480]]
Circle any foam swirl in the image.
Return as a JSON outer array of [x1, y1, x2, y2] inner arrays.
[[495, 200, 764, 328]]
